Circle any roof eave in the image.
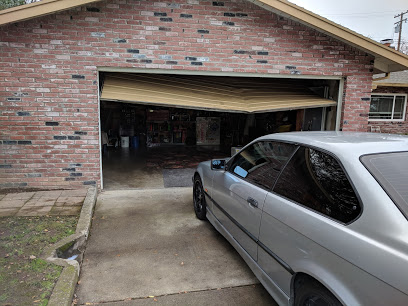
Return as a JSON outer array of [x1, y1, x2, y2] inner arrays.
[[0, 0, 102, 26], [372, 83, 408, 90]]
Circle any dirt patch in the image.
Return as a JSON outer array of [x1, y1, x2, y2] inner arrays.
[[0, 215, 78, 305]]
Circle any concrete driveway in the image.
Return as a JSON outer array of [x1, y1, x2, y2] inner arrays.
[[76, 187, 277, 305]]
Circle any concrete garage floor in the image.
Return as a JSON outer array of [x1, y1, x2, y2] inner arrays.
[[102, 147, 226, 190], [102, 149, 165, 190], [76, 188, 277, 305]]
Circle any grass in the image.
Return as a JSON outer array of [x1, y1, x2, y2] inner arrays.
[[0, 216, 77, 306]]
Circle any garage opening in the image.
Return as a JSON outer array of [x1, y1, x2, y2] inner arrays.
[[99, 72, 339, 190]]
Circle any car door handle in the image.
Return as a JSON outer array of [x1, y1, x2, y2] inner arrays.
[[247, 197, 258, 208]]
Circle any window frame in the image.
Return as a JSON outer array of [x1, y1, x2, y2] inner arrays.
[[270, 143, 364, 225], [368, 93, 407, 122], [226, 140, 298, 192]]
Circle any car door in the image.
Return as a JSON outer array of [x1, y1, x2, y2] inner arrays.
[[212, 141, 297, 260], [258, 146, 362, 295]]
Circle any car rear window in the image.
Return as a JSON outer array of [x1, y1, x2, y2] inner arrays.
[[361, 152, 408, 219], [274, 146, 361, 223]]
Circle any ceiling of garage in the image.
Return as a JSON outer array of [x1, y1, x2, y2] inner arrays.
[[101, 73, 336, 113]]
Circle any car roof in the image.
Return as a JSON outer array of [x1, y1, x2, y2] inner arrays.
[[257, 131, 408, 158]]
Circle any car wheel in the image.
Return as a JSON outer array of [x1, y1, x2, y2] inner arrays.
[[295, 279, 342, 306], [193, 176, 206, 220]]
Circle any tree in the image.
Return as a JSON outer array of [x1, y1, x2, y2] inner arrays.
[[0, 0, 39, 11], [399, 39, 408, 55]]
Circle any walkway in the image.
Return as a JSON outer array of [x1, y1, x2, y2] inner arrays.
[[0, 189, 87, 217]]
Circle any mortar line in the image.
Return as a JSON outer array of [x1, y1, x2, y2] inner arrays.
[[78, 283, 260, 305]]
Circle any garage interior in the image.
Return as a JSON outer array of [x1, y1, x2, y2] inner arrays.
[[99, 72, 339, 190]]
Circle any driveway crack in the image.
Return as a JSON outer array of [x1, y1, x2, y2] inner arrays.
[[77, 283, 260, 305]]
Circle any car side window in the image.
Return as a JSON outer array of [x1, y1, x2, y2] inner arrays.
[[273, 146, 361, 223], [228, 141, 297, 190]]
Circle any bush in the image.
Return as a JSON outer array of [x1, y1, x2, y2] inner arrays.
[[0, 0, 38, 11]]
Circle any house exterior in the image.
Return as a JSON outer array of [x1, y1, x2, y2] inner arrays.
[[371, 70, 408, 134], [1, 0, 408, 190]]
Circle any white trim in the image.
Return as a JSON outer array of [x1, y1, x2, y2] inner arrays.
[[97, 67, 343, 80], [335, 78, 344, 131], [97, 72, 103, 189], [369, 93, 407, 122]]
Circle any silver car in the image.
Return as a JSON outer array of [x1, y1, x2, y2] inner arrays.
[[193, 132, 408, 305]]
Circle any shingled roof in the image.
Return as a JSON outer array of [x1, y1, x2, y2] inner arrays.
[[373, 70, 408, 87]]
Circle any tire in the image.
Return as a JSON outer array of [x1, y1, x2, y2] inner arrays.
[[295, 279, 342, 306], [193, 176, 206, 220]]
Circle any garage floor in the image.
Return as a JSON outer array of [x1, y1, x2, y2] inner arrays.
[[102, 146, 226, 190], [76, 188, 277, 305]]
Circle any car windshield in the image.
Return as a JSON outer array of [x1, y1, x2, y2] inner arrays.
[[361, 152, 408, 219]]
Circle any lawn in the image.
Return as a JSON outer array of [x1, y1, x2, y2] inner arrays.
[[0, 216, 77, 306]]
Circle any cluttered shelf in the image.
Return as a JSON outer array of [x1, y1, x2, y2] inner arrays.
[[146, 111, 196, 146]]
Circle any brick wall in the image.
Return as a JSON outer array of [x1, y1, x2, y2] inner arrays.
[[0, 0, 374, 189], [370, 86, 408, 134]]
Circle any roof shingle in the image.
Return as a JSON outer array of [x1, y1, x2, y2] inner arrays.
[[373, 70, 408, 85]]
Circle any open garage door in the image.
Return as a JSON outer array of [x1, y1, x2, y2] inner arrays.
[[101, 73, 336, 113], [99, 72, 339, 190]]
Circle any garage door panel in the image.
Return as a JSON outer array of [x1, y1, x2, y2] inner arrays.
[[101, 73, 336, 113], [107, 74, 239, 97], [102, 87, 248, 112]]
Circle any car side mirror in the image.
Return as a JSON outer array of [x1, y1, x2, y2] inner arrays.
[[211, 159, 226, 170]]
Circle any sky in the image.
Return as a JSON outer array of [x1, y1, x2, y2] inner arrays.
[[288, 0, 408, 45]]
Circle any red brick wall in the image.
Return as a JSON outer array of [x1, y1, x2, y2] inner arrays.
[[369, 86, 408, 134], [0, 0, 374, 189], [342, 75, 373, 132]]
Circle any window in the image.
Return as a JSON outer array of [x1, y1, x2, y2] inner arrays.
[[273, 147, 361, 223], [369, 94, 407, 121], [228, 141, 297, 190], [361, 152, 408, 220]]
